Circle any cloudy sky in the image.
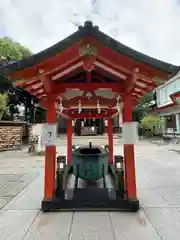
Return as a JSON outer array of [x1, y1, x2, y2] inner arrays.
[[0, 0, 180, 65]]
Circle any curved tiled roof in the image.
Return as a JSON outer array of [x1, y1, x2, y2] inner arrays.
[[0, 21, 179, 77]]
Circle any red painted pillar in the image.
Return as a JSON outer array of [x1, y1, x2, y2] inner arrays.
[[107, 118, 114, 164], [44, 100, 56, 200], [67, 119, 73, 164], [123, 96, 137, 200]]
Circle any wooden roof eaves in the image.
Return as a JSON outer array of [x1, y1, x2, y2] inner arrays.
[[0, 21, 179, 78]]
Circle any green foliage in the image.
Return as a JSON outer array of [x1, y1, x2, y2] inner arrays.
[[133, 91, 155, 122], [0, 41, 38, 122], [0, 37, 32, 60], [0, 37, 45, 123], [140, 115, 164, 137], [133, 106, 149, 122], [138, 91, 154, 107]]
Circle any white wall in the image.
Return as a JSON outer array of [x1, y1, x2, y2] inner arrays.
[[32, 123, 45, 136], [156, 72, 180, 108]]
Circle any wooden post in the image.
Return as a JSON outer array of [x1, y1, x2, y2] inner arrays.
[[44, 100, 56, 200], [67, 119, 72, 164], [107, 118, 113, 164], [123, 96, 137, 200]]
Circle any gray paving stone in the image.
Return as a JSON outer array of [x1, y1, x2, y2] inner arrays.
[[0, 197, 12, 209], [0, 182, 17, 197], [110, 211, 161, 239], [159, 187, 180, 207], [70, 212, 115, 240], [0, 210, 38, 240], [1, 136, 180, 239], [145, 207, 180, 239], [138, 189, 172, 207], [23, 212, 73, 240], [4, 175, 43, 210], [0, 173, 24, 182], [8, 181, 30, 196]]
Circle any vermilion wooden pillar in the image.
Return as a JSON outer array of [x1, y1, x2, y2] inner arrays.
[[107, 118, 114, 164], [123, 96, 137, 200], [67, 119, 73, 164], [44, 100, 56, 200]]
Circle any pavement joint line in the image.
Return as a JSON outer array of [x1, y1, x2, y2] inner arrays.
[[68, 212, 75, 240], [143, 209, 164, 240], [109, 211, 117, 240], [2, 173, 43, 210], [21, 211, 41, 240]]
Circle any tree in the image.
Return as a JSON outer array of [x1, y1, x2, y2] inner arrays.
[[0, 37, 31, 60], [133, 90, 155, 122], [140, 115, 164, 137], [0, 37, 41, 122], [0, 93, 9, 120], [137, 91, 154, 107]]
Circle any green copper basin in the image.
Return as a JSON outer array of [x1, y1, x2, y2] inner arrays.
[[71, 145, 109, 181]]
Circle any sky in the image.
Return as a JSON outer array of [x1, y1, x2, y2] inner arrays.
[[0, 0, 180, 65]]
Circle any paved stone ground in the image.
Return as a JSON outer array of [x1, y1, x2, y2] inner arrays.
[[1, 135, 180, 239]]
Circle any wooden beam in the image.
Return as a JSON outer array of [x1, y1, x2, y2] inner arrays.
[[94, 61, 127, 80], [137, 74, 157, 87], [62, 97, 117, 108], [97, 56, 132, 76], [38, 74, 54, 93], [51, 61, 83, 80], [123, 68, 139, 93], [52, 82, 123, 93], [134, 83, 151, 93], [68, 109, 117, 119], [48, 56, 83, 77], [94, 66, 125, 82], [69, 112, 107, 119], [83, 56, 96, 71], [15, 77, 38, 88], [132, 92, 143, 99], [9, 42, 81, 79], [25, 82, 43, 92], [83, 37, 168, 79]]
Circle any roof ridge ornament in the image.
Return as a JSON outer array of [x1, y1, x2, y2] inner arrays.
[[78, 21, 99, 31], [84, 21, 93, 28]]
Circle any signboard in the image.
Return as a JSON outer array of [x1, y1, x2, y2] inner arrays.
[[41, 124, 57, 147], [122, 122, 138, 144]]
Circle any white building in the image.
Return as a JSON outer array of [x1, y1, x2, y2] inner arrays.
[[156, 71, 180, 137]]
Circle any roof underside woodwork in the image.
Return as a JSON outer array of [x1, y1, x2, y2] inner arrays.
[[0, 21, 179, 119]]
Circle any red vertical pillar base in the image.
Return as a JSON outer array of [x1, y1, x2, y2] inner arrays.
[[44, 100, 56, 201], [123, 144, 137, 199], [123, 96, 137, 200], [107, 118, 113, 164], [44, 145, 56, 200], [67, 119, 72, 165]]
